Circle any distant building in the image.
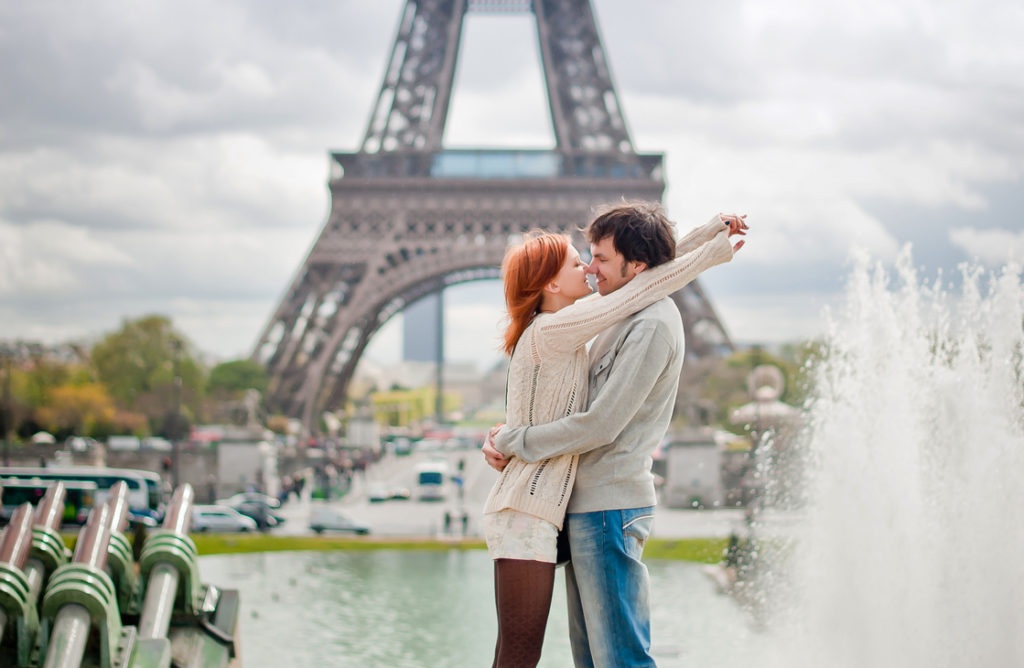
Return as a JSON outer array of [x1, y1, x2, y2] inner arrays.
[[371, 386, 459, 428], [402, 294, 441, 363], [353, 353, 508, 424]]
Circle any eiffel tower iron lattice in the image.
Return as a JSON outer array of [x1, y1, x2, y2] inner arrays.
[[253, 0, 734, 430]]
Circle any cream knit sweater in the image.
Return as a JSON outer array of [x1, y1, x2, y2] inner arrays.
[[482, 215, 734, 528]]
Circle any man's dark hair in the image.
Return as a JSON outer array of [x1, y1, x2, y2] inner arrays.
[[585, 201, 676, 268]]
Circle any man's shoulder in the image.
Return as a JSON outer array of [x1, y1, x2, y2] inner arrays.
[[631, 298, 684, 350], [592, 296, 680, 355], [606, 298, 681, 346], [635, 296, 682, 322]]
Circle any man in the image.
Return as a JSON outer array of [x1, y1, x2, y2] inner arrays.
[[484, 201, 746, 666]]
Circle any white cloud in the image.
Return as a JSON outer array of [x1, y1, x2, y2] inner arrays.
[[0, 0, 1022, 369], [949, 226, 1024, 266], [0, 219, 133, 296], [716, 291, 841, 345]]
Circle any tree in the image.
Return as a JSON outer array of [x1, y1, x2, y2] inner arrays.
[[203, 359, 268, 427], [207, 359, 268, 398], [21, 353, 87, 412], [90, 315, 205, 432], [676, 343, 817, 428], [4, 345, 92, 443], [35, 383, 116, 437]]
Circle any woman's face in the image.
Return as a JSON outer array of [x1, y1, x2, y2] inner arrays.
[[554, 245, 593, 302]]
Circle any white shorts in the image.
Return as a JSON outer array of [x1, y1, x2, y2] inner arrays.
[[482, 508, 558, 563]]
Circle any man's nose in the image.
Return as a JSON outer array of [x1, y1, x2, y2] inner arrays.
[[586, 259, 598, 274]]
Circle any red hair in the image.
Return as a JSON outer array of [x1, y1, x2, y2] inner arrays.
[[501, 232, 570, 354]]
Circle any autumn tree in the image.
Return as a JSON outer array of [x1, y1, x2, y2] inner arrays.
[[35, 383, 116, 437], [3, 344, 91, 441]]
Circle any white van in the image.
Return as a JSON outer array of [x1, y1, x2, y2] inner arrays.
[[415, 461, 449, 501]]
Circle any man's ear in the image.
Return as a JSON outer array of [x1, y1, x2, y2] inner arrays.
[[632, 261, 648, 274]]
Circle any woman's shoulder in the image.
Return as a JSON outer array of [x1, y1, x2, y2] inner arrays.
[[512, 317, 588, 363]]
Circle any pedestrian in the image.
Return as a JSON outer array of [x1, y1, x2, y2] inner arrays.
[[482, 201, 747, 666]]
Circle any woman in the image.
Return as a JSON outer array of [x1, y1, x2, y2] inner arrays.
[[483, 203, 746, 666]]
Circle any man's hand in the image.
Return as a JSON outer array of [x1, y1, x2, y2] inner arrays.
[[482, 424, 510, 472]]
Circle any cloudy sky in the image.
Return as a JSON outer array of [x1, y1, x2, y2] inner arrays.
[[1, 0, 1021, 370]]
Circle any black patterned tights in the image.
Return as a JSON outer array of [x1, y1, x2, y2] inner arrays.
[[492, 558, 556, 668]]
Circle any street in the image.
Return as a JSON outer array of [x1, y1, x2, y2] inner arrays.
[[272, 447, 798, 541]]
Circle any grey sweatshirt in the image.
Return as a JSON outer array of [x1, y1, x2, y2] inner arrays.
[[493, 295, 685, 513]]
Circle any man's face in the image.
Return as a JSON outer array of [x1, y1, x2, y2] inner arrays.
[[588, 236, 643, 296]]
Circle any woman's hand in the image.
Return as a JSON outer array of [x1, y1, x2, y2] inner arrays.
[[721, 213, 748, 252], [482, 424, 510, 472]]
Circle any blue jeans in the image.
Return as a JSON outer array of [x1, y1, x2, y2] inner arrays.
[[563, 507, 656, 667]]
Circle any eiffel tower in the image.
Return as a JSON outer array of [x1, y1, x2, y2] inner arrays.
[[254, 0, 733, 430]]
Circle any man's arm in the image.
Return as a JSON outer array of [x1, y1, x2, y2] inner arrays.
[[493, 320, 675, 463], [677, 213, 746, 255]]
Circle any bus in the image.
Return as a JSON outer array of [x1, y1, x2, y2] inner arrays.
[[0, 478, 97, 526], [0, 466, 165, 524], [415, 461, 449, 502]]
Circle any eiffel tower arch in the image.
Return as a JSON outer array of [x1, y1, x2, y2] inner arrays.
[[254, 0, 734, 431]]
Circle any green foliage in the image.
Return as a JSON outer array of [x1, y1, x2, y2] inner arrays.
[[4, 316, 259, 440], [152, 534, 726, 563], [643, 538, 732, 564], [1, 363, 30, 441], [22, 357, 76, 409], [678, 343, 819, 428], [788, 339, 827, 401], [207, 359, 268, 398], [90, 315, 206, 433], [91, 315, 178, 405]]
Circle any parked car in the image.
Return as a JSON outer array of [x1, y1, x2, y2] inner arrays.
[[107, 435, 141, 451], [388, 486, 412, 501], [217, 492, 281, 509], [64, 436, 99, 452], [231, 499, 286, 530], [141, 436, 172, 451], [309, 508, 370, 535], [191, 505, 258, 533], [367, 485, 412, 503], [216, 492, 285, 529]]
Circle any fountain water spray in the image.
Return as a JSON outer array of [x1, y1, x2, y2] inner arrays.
[[767, 248, 1024, 667]]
